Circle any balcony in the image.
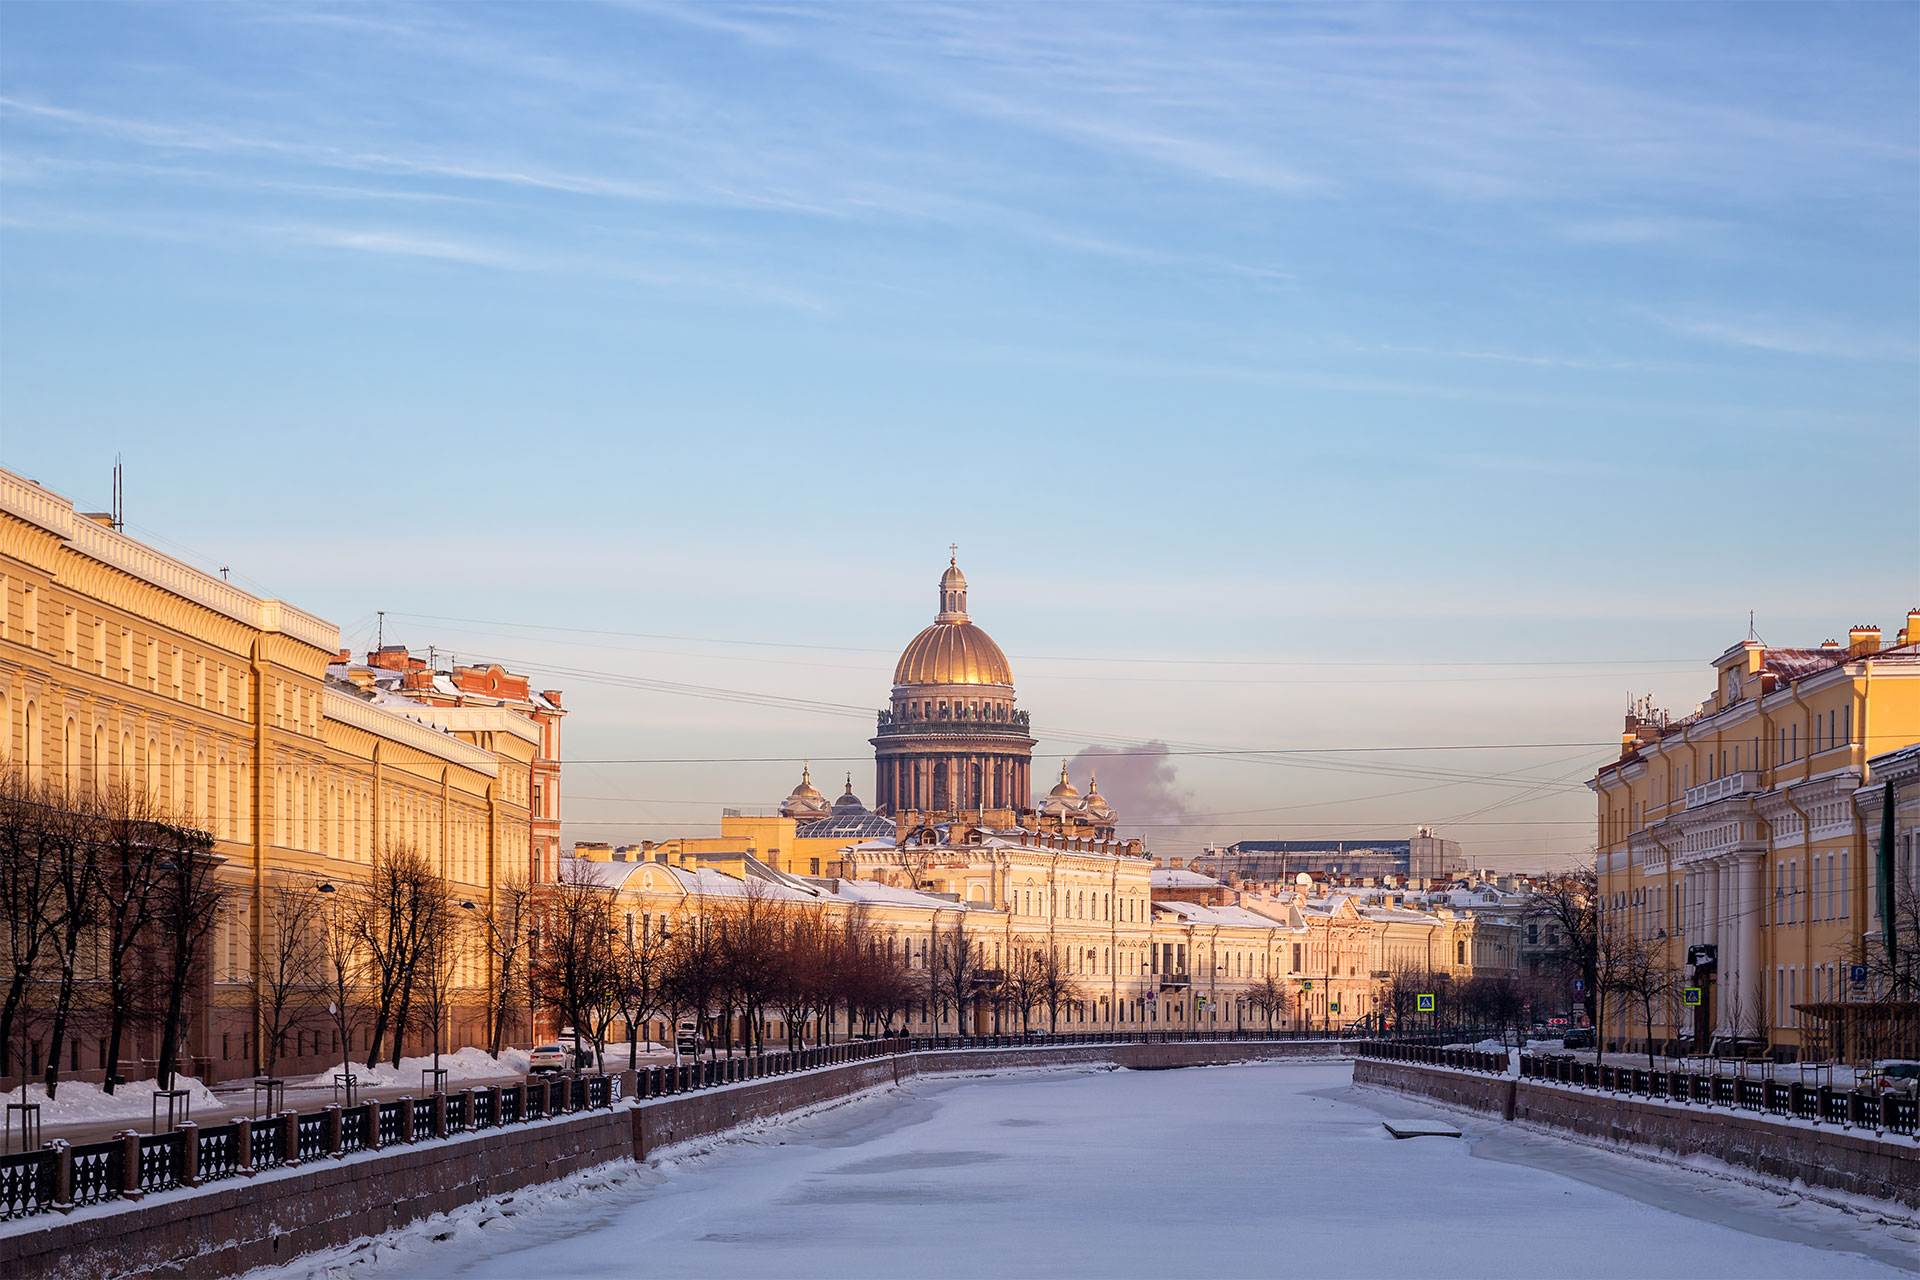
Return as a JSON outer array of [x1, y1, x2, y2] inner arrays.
[[1684, 771, 1758, 810], [1157, 973, 1191, 990]]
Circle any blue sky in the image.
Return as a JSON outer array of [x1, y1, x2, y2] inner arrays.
[[2, 2, 1916, 862]]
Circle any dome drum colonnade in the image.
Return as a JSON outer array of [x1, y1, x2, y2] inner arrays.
[[870, 556, 1034, 817]]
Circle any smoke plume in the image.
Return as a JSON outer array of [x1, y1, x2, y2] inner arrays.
[[1059, 741, 1196, 837]]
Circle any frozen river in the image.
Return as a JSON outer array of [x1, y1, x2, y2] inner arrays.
[[271, 1061, 1917, 1279]]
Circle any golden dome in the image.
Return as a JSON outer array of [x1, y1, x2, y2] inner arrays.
[[893, 621, 1014, 687], [893, 553, 1015, 687], [779, 764, 831, 819]]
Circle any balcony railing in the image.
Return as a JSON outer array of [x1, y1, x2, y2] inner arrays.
[[1684, 771, 1758, 810], [1158, 973, 1191, 989]]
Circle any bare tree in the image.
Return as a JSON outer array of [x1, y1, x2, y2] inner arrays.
[[934, 913, 988, 1036], [152, 824, 221, 1091], [767, 903, 825, 1050], [613, 906, 669, 1067], [1602, 932, 1679, 1069], [256, 873, 328, 1082], [1246, 972, 1293, 1033], [1522, 864, 1598, 1027], [92, 786, 168, 1093], [318, 885, 365, 1087], [0, 773, 62, 1085], [40, 796, 100, 1097], [530, 862, 620, 1067], [414, 888, 466, 1083], [1032, 945, 1082, 1033], [356, 843, 438, 1069], [475, 875, 532, 1055]]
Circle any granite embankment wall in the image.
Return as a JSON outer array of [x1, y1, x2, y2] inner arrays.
[[1353, 1058, 1920, 1210], [5, 1040, 1352, 1280]]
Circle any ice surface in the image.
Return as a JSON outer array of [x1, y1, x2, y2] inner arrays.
[[253, 1062, 1918, 1280]]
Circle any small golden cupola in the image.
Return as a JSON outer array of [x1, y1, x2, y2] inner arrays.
[[1041, 762, 1085, 819], [778, 764, 831, 820], [1083, 770, 1113, 820]]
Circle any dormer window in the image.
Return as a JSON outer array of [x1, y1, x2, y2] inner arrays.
[[1723, 671, 1741, 704]]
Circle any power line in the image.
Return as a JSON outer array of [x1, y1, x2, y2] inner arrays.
[[383, 611, 1701, 670]]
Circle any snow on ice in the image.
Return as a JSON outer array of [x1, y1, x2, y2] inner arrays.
[[254, 1061, 1918, 1280]]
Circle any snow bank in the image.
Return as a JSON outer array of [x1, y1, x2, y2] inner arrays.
[[300, 1048, 524, 1090], [1, 1075, 220, 1125]]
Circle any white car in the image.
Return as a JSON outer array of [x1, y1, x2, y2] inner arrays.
[[528, 1043, 574, 1074]]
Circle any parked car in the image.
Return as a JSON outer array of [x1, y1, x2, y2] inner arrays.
[[675, 1021, 706, 1056], [1869, 1061, 1920, 1095], [528, 1043, 573, 1074], [1560, 1028, 1594, 1050]]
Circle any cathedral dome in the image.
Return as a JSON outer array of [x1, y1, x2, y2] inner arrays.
[[892, 553, 1015, 688], [832, 774, 867, 813], [1040, 762, 1085, 818], [779, 764, 831, 820], [1083, 770, 1113, 819], [894, 623, 1014, 688]]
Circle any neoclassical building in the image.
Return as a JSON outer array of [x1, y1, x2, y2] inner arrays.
[[1592, 616, 1920, 1058], [0, 467, 542, 1085]]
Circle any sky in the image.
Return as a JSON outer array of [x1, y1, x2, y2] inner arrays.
[[1, 2, 1916, 864]]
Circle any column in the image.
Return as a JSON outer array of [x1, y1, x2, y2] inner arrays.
[[1737, 852, 1763, 1035], [1707, 861, 1726, 1037]]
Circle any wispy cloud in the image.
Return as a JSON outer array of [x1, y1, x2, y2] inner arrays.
[[276, 225, 527, 268], [1648, 309, 1920, 363]]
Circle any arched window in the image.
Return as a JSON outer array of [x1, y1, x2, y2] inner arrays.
[[20, 700, 35, 784], [171, 743, 185, 817], [0, 691, 10, 764], [120, 732, 132, 791], [146, 738, 160, 798], [63, 718, 77, 798], [93, 725, 107, 797]]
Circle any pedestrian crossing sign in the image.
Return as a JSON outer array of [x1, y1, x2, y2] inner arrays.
[[1682, 986, 1702, 1007], [1416, 993, 1436, 1012]]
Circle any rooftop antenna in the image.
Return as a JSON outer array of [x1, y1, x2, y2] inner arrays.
[[1748, 610, 1756, 641], [110, 455, 124, 532], [219, 566, 230, 581], [376, 610, 385, 649]]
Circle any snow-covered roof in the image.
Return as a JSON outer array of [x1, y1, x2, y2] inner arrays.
[[1151, 867, 1221, 888], [1153, 900, 1289, 929]]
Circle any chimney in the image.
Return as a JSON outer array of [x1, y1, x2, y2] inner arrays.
[[1819, 639, 1842, 652], [1900, 609, 1920, 648], [1847, 625, 1881, 657]]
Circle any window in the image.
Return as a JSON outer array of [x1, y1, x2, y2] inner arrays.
[[21, 586, 36, 647], [63, 610, 77, 665]]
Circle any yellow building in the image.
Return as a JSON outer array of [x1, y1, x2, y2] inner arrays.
[[1592, 616, 1920, 1058], [0, 468, 533, 1084]]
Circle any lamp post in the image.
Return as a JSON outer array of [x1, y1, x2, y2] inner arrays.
[[527, 924, 541, 1050]]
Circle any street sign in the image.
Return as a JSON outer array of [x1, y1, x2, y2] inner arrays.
[[1570, 978, 1585, 995], [1687, 943, 1717, 970], [1850, 963, 1869, 987], [1416, 993, 1436, 1013], [1329, 1002, 1340, 1014], [1682, 987, 1701, 1007], [1300, 980, 1313, 991]]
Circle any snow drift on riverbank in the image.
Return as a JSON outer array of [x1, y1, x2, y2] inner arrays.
[[2, 1075, 220, 1126]]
